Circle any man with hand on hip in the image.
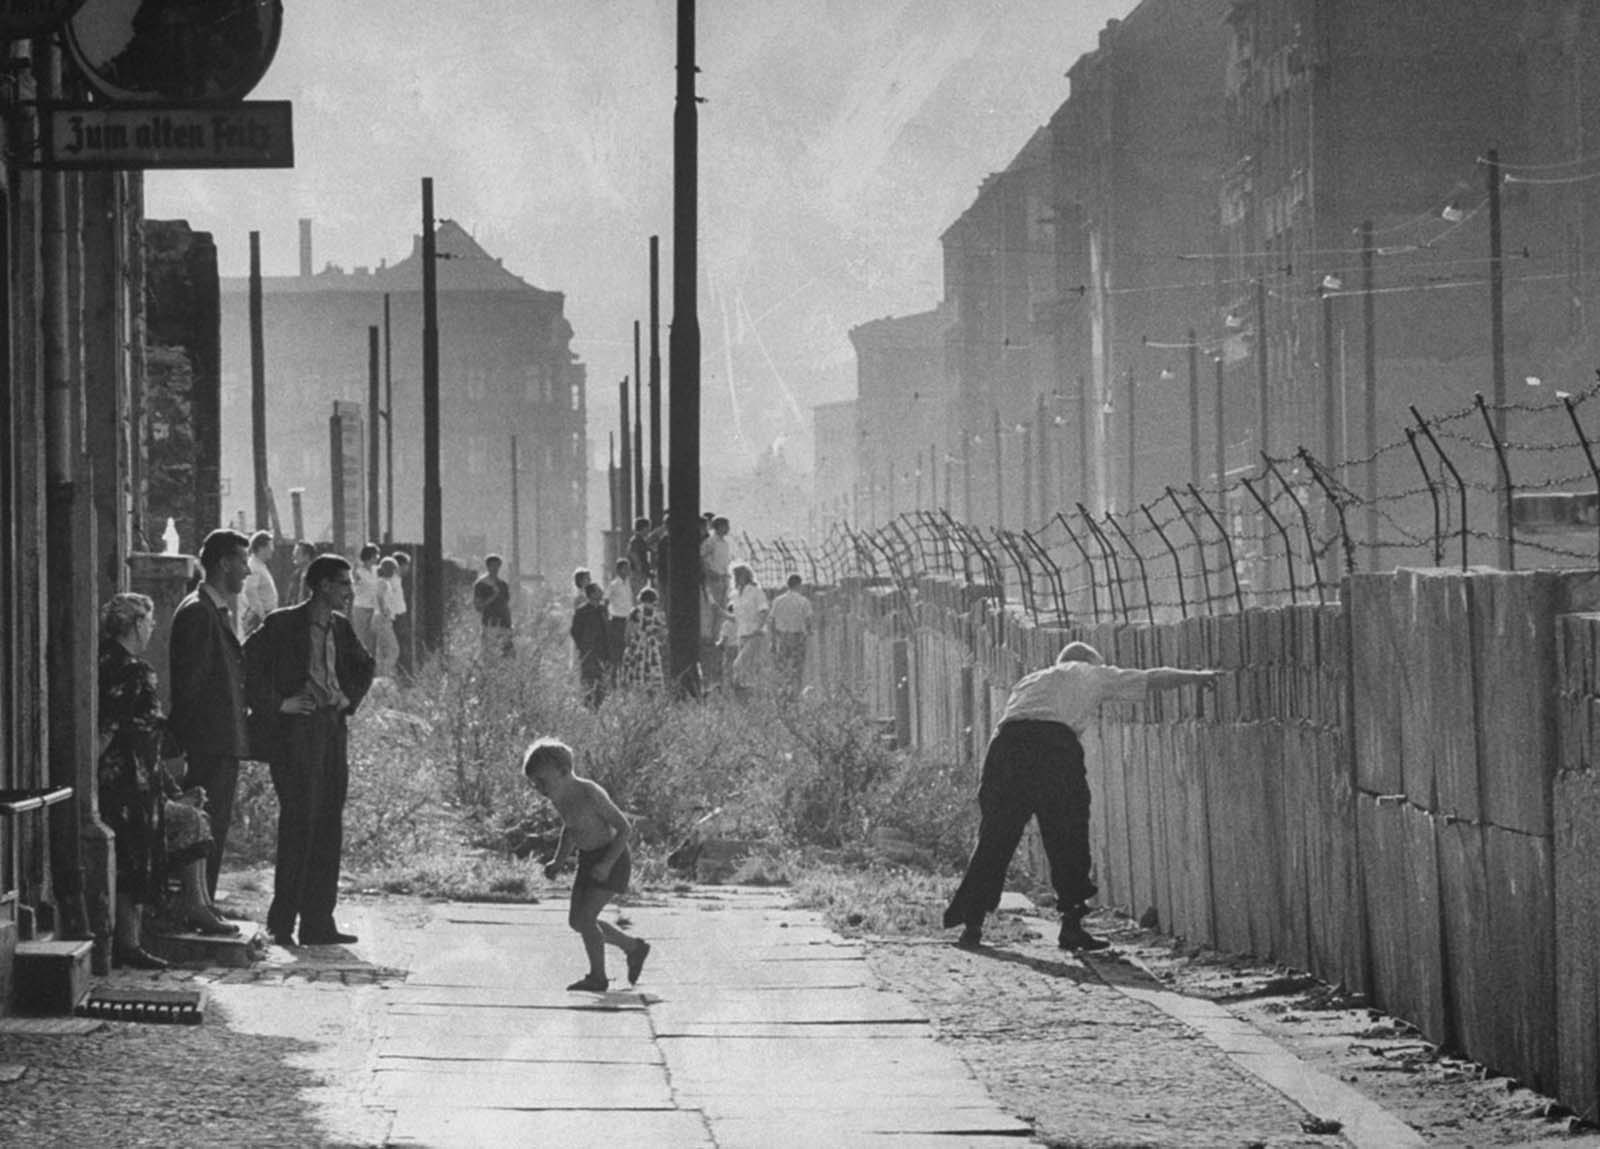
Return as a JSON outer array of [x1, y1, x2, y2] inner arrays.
[[245, 554, 375, 948]]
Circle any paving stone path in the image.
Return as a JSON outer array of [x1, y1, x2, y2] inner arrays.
[[0, 887, 1434, 1147]]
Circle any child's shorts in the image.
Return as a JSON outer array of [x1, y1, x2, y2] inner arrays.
[[575, 844, 631, 895]]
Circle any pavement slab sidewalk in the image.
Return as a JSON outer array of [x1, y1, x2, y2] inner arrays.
[[0, 885, 1454, 1147]]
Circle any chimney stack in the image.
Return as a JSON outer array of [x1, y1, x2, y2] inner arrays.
[[298, 218, 312, 278]]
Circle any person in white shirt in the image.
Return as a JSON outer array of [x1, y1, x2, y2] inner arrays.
[[767, 573, 813, 688], [699, 515, 732, 641], [241, 530, 279, 637], [727, 562, 768, 692], [943, 641, 1218, 952], [349, 543, 382, 653], [372, 557, 403, 678], [605, 559, 635, 677]]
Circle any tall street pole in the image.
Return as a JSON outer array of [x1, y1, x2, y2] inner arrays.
[[1361, 221, 1379, 567], [1077, 375, 1089, 509], [618, 377, 633, 532], [1035, 396, 1049, 522], [992, 406, 1004, 529], [667, 0, 703, 692], [1214, 354, 1227, 490], [420, 178, 443, 655], [1487, 148, 1510, 566], [1126, 366, 1137, 512], [633, 321, 644, 516], [367, 324, 380, 546], [962, 429, 972, 521], [1187, 329, 1201, 490], [648, 236, 664, 525], [383, 293, 394, 545], [1255, 275, 1270, 462], [510, 434, 521, 583], [1320, 285, 1339, 567], [249, 231, 269, 530]]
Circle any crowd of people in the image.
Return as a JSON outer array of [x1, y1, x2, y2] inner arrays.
[[98, 529, 396, 967], [561, 513, 814, 705]]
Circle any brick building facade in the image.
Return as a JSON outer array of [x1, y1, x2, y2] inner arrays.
[[219, 221, 587, 580]]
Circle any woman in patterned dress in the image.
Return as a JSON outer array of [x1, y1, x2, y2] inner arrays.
[[99, 593, 236, 969], [619, 586, 667, 692]]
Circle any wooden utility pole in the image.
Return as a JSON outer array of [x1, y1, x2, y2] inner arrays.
[[667, 0, 703, 691], [1035, 397, 1049, 522], [1255, 275, 1270, 460], [1125, 366, 1137, 512], [249, 231, 269, 529], [618, 377, 633, 532], [1321, 284, 1339, 563], [1487, 148, 1510, 565], [992, 406, 1004, 529], [510, 434, 521, 582], [1187, 329, 1201, 489], [633, 321, 644, 515], [1214, 354, 1227, 490], [420, 178, 443, 654], [1361, 221, 1379, 566], [648, 235, 664, 525], [1077, 375, 1090, 509], [367, 324, 380, 546], [383, 293, 394, 544]]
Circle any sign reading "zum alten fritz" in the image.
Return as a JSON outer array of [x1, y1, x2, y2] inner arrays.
[[43, 101, 293, 170]]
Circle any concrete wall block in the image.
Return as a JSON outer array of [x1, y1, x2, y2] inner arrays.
[[1305, 727, 1365, 994], [1436, 819, 1497, 1060], [1207, 730, 1254, 955], [1350, 572, 1405, 795], [1277, 723, 1314, 973], [1123, 723, 1157, 925], [1555, 571, 1600, 616], [1484, 825, 1558, 1094], [1474, 572, 1560, 835], [1555, 769, 1600, 1123], [1357, 795, 1447, 1043]]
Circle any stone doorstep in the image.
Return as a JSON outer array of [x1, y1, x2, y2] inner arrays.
[[145, 928, 261, 969], [12, 940, 94, 1016]]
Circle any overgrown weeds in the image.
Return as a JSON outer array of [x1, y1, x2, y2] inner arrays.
[[231, 611, 988, 902]]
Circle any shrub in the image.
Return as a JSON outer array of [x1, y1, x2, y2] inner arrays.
[[228, 607, 979, 895]]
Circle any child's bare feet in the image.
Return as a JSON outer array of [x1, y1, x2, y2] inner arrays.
[[626, 940, 651, 985], [566, 973, 609, 992]]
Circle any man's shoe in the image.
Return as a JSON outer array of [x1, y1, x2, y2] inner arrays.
[[625, 941, 651, 986], [567, 973, 609, 992], [184, 910, 242, 937], [1058, 924, 1110, 952], [955, 925, 983, 949], [269, 931, 298, 948], [299, 929, 358, 946]]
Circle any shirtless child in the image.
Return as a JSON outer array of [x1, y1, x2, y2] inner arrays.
[[522, 737, 651, 991]]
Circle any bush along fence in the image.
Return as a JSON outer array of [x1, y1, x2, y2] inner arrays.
[[803, 567, 1600, 1123]]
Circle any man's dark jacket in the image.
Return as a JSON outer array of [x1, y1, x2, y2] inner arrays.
[[570, 601, 608, 672], [168, 587, 251, 758], [243, 601, 375, 763]]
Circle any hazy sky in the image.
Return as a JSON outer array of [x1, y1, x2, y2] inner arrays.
[[146, 0, 1132, 477]]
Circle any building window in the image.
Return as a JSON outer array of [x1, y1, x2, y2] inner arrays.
[[569, 380, 582, 413]]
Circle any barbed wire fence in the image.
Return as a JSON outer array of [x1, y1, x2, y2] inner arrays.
[[740, 379, 1600, 626]]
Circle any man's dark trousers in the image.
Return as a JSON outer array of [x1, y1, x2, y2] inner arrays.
[[181, 754, 239, 898], [267, 709, 349, 940], [945, 719, 1097, 927]]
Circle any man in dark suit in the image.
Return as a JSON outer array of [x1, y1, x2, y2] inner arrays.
[[244, 554, 375, 948], [168, 528, 252, 900]]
